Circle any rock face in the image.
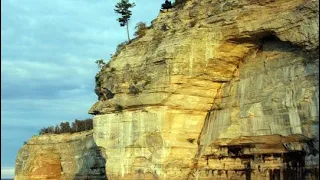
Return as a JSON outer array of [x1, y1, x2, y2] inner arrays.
[[89, 0, 319, 179], [14, 131, 106, 180], [14, 0, 319, 179]]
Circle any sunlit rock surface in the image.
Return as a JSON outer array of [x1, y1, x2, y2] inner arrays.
[[14, 0, 319, 179], [14, 131, 106, 180], [90, 0, 318, 179]]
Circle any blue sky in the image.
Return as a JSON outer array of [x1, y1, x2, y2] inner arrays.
[[1, 0, 164, 178]]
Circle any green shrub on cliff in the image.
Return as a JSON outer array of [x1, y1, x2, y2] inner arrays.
[[161, 0, 173, 12], [173, 0, 187, 7], [95, 59, 106, 69]]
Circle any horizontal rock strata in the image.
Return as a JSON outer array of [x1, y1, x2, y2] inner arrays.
[[14, 131, 106, 180], [14, 0, 319, 179], [90, 0, 319, 179]]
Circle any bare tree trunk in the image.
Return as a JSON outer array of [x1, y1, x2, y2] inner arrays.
[[126, 21, 131, 43]]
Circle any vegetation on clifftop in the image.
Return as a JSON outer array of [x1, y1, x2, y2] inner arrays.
[[39, 118, 93, 135], [114, 0, 136, 42]]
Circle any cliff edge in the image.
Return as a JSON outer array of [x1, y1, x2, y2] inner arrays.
[[90, 0, 319, 179], [14, 0, 319, 179]]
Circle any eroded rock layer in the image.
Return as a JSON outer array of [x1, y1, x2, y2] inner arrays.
[[14, 131, 106, 180], [90, 0, 319, 179], [14, 0, 319, 179]]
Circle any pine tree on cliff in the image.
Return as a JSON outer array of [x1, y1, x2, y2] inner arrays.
[[114, 0, 135, 43], [161, 0, 173, 12]]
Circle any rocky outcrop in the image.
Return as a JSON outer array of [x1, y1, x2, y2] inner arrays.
[[14, 131, 106, 180], [13, 0, 319, 179], [194, 33, 319, 180], [89, 0, 319, 179]]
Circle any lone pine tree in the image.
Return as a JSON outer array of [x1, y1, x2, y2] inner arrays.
[[114, 0, 136, 42]]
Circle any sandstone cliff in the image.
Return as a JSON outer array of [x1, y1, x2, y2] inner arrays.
[[14, 131, 106, 180], [15, 0, 319, 179], [89, 0, 319, 179]]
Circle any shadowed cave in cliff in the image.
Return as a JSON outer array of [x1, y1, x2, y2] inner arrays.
[[192, 31, 319, 180]]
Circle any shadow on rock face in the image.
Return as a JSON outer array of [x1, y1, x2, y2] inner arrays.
[[74, 139, 107, 180]]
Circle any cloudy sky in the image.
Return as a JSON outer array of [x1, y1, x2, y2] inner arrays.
[[1, 0, 164, 178]]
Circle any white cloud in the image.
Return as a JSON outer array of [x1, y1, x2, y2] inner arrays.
[[1, 167, 15, 179]]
